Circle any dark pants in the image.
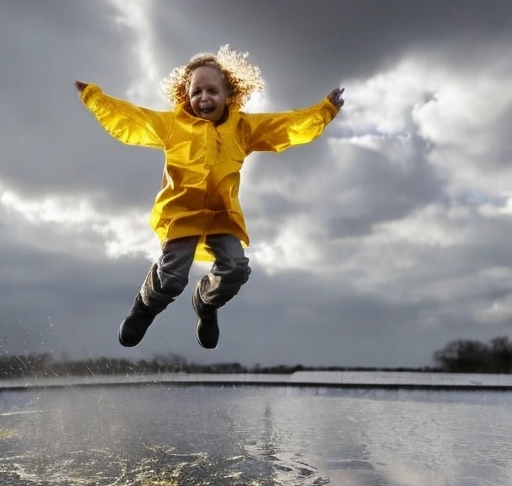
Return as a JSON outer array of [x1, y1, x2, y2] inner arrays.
[[138, 234, 251, 313]]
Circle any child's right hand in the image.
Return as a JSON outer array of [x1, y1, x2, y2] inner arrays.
[[74, 80, 88, 93]]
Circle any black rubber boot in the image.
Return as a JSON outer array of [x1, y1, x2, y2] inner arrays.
[[192, 280, 219, 349], [118, 294, 157, 347]]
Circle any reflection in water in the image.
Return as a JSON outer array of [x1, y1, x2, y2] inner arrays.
[[0, 384, 511, 485], [244, 400, 330, 485], [357, 394, 512, 486]]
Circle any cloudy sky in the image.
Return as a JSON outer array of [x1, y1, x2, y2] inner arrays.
[[1, 0, 512, 368]]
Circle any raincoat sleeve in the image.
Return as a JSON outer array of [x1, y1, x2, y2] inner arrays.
[[80, 84, 173, 149], [242, 98, 339, 153]]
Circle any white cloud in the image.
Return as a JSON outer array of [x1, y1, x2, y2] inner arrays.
[[244, 89, 269, 113], [343, 58, 430, 136], [106, 0, 165, 108], [374, 204, 469, 248], [343, 52, 512, 196], [0, 184, 159, 261], [249, 214, 324, 273]]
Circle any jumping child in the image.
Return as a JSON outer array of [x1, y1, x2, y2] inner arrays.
[[75, 45, 344, 350]]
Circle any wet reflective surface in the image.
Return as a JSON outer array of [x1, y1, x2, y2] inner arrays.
[[1, 383, 511, 485]]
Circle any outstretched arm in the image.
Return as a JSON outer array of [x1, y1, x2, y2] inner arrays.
[[244, 91, 343, 153], [74, 81, 172, 148]]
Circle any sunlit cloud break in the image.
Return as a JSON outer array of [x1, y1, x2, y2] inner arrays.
[[107, 0, 163, 107]]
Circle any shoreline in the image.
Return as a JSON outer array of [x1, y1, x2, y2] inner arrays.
[[1, 370, 512, 391]]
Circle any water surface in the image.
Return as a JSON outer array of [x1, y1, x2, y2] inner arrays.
[[1, 383, 511, 485]]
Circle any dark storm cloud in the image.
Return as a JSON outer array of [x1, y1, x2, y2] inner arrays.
[[149, 0, 512, 103], [0, 0, 162, 208]]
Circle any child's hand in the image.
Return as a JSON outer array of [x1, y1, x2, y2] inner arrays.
[[74, 80, 88, 93], [328, 87, 344, 108]]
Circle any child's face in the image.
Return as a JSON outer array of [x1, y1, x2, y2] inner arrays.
[[188, 66, 229, 122]]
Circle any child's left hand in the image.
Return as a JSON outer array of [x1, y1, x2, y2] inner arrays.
[[328, 87, 345, 108]]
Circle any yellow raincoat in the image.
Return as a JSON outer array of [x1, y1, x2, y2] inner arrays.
[[80, 84, 339, 261]]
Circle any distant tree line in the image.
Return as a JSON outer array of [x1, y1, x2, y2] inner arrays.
[[0, 352, 315, 380], [433, 336, 512, 373], [0, 352, 433, 380], [0, 335, 510, 379]]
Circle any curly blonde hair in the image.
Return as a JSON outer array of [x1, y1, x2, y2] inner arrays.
[[161, 44, 264, 109]]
